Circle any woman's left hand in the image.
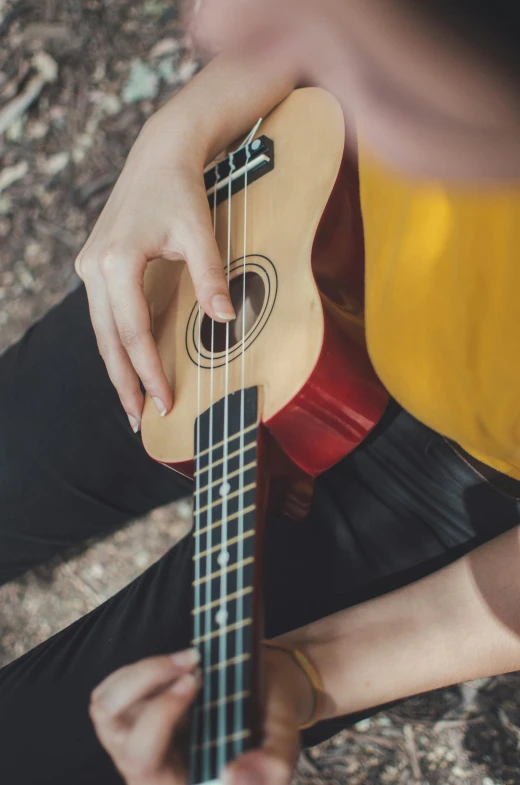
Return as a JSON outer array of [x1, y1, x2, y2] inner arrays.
[[90, 646, 312, 785]]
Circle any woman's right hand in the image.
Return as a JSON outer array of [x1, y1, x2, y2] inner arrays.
[[75, 109, 235, 433]]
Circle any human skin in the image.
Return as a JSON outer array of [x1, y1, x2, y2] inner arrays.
[[76, 0, 520, 430], [86, 4, 520, 783]]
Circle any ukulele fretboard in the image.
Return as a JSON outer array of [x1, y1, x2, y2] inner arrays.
[[190, 387, 261, 785]]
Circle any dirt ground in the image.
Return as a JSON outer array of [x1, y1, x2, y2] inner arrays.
[[1, 2, 520, 783]]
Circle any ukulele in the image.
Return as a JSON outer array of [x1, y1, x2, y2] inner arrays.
[[141, 87, 388, 785]]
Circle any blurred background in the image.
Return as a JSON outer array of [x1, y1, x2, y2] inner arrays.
[[0, 2, 519, 783]]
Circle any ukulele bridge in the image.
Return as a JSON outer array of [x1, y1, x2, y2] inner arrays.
[[204, 136, 275, 207]]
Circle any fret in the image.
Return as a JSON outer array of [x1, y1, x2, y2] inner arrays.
[[207, 652, 251, 673], [194, 619, 254, 672], [194, 481, 256, 516], [193, 504, 256, 538], [194, 540, 256, 587], [195, 500, 256, 541], [191, 586, 254, 614], [193, 618, 253, 645], [195, 422, 257, 461], [192, 729, 251, 752], [196, 468, 257, 513], [204, 690, 251, 711], [192, 556, 254, 587], [195, 444, 257, 481], [199, 651, 254, 697], [197, 460, 257, 495], [195, 530, 255, 561]]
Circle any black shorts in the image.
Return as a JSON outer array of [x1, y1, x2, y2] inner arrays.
[[1, 286, 519, 784]]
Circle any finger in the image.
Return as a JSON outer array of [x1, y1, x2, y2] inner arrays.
[[100, 249, 173, 417], [176, 188, 235, 323], [83, 266, 144, 429], [125, 675, 200, 776], [90, 651, 200, 720]]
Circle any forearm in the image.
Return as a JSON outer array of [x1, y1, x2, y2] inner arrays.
[[145, 50, 299, 167], [283, 526, 520, 720]]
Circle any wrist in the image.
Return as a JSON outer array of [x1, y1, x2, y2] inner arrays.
[[136, 97, 211, 176], [264, 647, 314, 729]]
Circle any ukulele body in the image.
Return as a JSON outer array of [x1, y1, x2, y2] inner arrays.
[[142, 88, 388, 477]]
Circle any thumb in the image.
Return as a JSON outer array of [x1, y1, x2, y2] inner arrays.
[[222, 681, 300, 785]]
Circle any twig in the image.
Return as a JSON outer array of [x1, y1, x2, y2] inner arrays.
[[297, 751, 321, 776], [403, 724, 422, 783], [60, 562, 105, 607], [0, 52, 58, 136], [34, 219, 81, 250], [341, 730, 397, 750], [0, 4, 32, 38], [498, 708, 520, 748], [434, 716, 486, 732]]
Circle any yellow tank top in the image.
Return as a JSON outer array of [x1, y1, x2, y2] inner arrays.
[[359, 149, 520, 480]]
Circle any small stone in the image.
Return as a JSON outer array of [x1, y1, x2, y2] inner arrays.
[[14, 260, 35, 291], [49, 107, 67, 129], [149, 37, 181, 59], [102, 93, 122, 116], [25, 242, 50, 268], [452, 766, 467, 778], [32, 51, 59, 83], [135, 551, 150, 568], [89, 563, 105, 579], [0, 195, 12, 215], [6, 117, 24, 142], [122, 59, 160, 104], [40, 151, 70, 176], [72, 133, 94, 164], [0, 161, 29, 193], [92, 62, 106, 83], [156, 56, 177, 84], [177, 59, 198, 83], [354, 718, 371, 732], [26, 119, 50, 140], [143, 1, 169, 17]]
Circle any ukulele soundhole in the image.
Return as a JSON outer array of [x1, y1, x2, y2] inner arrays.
[[186, 254, 278, 369], [200, 272, 265, 353]]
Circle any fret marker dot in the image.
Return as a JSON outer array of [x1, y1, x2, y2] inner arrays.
[[215, 609, 228, 627], [218, 550, 229, 566], [219, 482, 231, 497]]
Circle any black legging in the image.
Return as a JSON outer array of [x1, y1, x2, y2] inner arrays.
[[1, 286, 519, 784]]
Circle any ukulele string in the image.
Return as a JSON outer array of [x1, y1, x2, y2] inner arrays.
[[234, 138, 251, 754], [216, 150, 235, 775], [200, 162, 220, 783], [191, 299, 202, 779]]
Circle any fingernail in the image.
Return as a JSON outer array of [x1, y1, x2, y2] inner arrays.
[[171, 648, 201, 668], [152, 397, 167, 417], [211, 294, 235, 321], [170, 672, 198, 696], [128, 415, 140, 434]]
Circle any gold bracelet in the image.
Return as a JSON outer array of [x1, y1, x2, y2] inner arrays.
[[263, 640, 324, 730]]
